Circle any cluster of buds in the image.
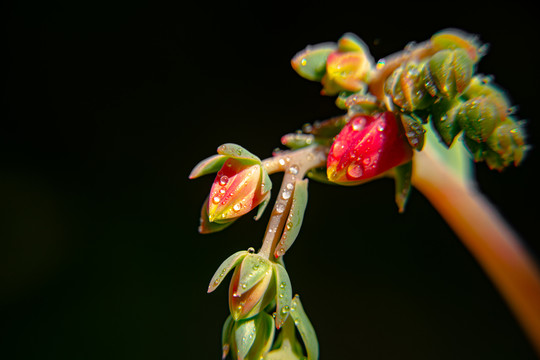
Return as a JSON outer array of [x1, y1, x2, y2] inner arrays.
[[206, 249, 318, 359]]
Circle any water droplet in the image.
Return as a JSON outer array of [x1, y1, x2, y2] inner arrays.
[[241, 283, 247, 289], [289, 165, 299, 175], [219, 189, 226, 194], [233, 203, 242, 212], [219, 175, 229, 186], [377, 122, 385, 132], [286, 183, 294, 190], [278, 158, 286, 166], [214, 280, 219, 286], [233, 292, 240, 298], [280, 282, 286, 289], [347, 164, 364, 178], [282, 189, 292, 200], [247, 247, 255, 254], [281, 305, 290, 314], [279, 294, 283, 298], [286, 222, 293, 230], [212, 196, 220, 203], [276, 203, 285, 213]]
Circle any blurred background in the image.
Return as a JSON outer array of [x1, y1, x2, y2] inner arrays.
[[3, 1, 540, 359]]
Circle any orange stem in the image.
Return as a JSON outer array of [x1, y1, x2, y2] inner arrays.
[[413, 148, 540, 356]]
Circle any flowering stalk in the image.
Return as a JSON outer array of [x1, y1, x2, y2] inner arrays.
[[190, 29, 539, 359]]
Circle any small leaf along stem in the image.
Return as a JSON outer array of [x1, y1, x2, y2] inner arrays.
[[258, 145, 328, 259], [413, 144, 540, 356]]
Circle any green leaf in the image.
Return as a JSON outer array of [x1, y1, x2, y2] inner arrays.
[[281, 133, 315, 150], [208, 250, 248, 293], [394, 161, 412, 213], [222, 315, 235, 360], [290, 295, 319, 360], [250, 313, 276, 360], [236, 254, 272, 297], [275, 179, 309, 257], [291, 43, 336, 82], [273, 262, 293, 329], [430, 98, 462, 147], [189, 154, 228, 179], [217, 143, 261, 163], [235, 318, 257, 360]]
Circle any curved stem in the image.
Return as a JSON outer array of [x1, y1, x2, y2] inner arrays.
[[413, 146, 540, 356], [259, 145, 328, 259]]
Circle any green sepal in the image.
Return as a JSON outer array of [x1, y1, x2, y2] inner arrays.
[[393, 161, 412, 213], [400, 113, 425, 150], [338, 32, 366, 52], [208, 250, 248, 293], [336, 91, 381, 113], [273, 262, 293, 329], [275, 179, 309, 258], [236, 254, 272, 297], [254, 192, 271, 221], [291, 43, 337, 82], [189, 154, 228, 179], [430, 98, 462, 147], [290, 295, 319, 360], [235, 317, 258, 360], [222, 315, 235, 360], [217, 143, 261, 164], [199, 197, 237, 234], [306, 167, 336, 185]]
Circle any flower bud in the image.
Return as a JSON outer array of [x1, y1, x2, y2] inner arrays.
[[327, 112, 413, 183], [291, 43, 336, 82], [384, 62, 434, 111], [321, 50, 371, 95], [229, 253, 275, 320], [485, 118, 527, 170], [457, 96, 500, 143], [431, 28, 482, 62], [190, 144, 272, 231], [423, 48, 473, 98]]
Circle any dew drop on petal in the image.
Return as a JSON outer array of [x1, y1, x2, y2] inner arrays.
[[212, 196, 220, 203], [219, 175, 229, 186], [233, 203, 242, 212], [247, 247, 255, 254], [276, 203, 285, 213], [278, 158, 286, 166], [347, 164, 364, 179], [282, 189, 292, 200]]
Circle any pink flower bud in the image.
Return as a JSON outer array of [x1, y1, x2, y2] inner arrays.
[[327, 112, 413, 183], [207, 158, 268, 223]]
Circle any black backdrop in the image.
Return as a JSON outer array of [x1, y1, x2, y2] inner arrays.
[[3, 1, 540, 359]]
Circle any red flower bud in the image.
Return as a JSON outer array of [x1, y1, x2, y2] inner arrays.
[[208, 158, 269, 223], [327, 112, 413, 183]]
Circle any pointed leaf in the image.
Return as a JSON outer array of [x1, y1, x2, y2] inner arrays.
[[275, 179, 309, 258], [189, 154, 228, 179], [236, 254, 272, 297], [235, 318, 257, 360], [208, 250, 248, 293], [221, 315, 235, 360], [394, 161, 412, 213], [217, 143, 260, 163], [199, 198, 237, 234], [250, 313, 276, 360], [273, 263, 293, 329], [254, 192, 271, 221], [290, 295, 318, 360], [400, 113, 425, 150]]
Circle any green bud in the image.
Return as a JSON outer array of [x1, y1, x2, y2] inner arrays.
[[457, 96, 500, 143], [385, 63, 434, 111], [486, 118, 527, 169], [423, 49, 473, 98], [430, 98, 462, 147], [226, 313, 275, 360]]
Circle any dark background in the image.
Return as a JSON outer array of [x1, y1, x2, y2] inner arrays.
[[3, 1, 540, 359]]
